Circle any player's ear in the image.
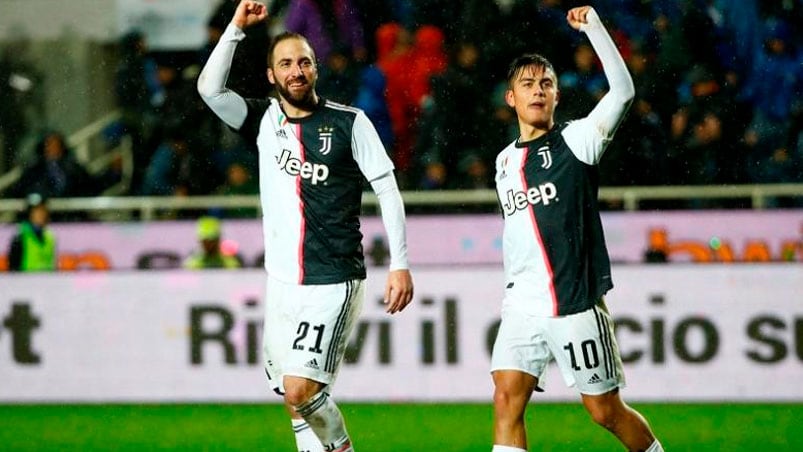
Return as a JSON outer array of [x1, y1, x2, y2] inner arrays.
[[555, 88, 560, 106], [267, 68, 275, 84], [505, 88, 515, 108]]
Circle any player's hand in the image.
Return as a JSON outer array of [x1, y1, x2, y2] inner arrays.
[[566, 6, 594, 30], [232, 1, 269, 29], [384, 269, 413, 314]]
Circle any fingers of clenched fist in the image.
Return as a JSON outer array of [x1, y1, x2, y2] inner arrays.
[[245, 1, 266, 15], [566, 6, 592, 30], [234, 1, 268, 28]]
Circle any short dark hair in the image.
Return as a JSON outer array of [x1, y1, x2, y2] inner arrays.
[[268, 32, 316, 68], [506, 53, 556, 87]]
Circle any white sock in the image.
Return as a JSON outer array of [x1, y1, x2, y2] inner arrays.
[[291, 418, 323, 452], [646, 439, 664, 452], [295, 392, 353, 452], [492, 446, 527, 452]]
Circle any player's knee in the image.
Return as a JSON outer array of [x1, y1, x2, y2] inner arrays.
[[283, 379, 319, 407], [493, 387, 524, 416], [586, 403, 618, 430], [283, 387, 310, 407]]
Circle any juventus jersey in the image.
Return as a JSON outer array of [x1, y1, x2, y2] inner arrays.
[[236, 97, 394, 285], [493, 7, 634, 317], [495, 123, 613, 317]]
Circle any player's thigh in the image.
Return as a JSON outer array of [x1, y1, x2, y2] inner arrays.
[[263, 276, 297, 392], [546, 302, 625, 395], [491, 307, 552, 384], [268, 278, 365, 385]]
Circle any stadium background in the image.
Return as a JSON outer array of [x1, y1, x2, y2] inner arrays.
[[1, 0, 802, 451]]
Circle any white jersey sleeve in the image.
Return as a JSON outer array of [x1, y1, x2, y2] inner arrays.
[[370, 172, 409, 271], [351, 111, 395, 181], [562, 7, 635, 166], [196, 24, 249, 130]]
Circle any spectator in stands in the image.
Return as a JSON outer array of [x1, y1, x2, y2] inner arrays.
[[115, 30, 163, 191], [351, 0, 400, 61], [376, 23, 417, 183], [9, 130, 99, 200], [183, 216, 242, 269], [599, 42, 670, 188], [7, 193, 57, 272], [140, 127, 221, 197], [485, 80, 520, 157], [556, 42, 607, 123], [284, 0, 367, 64], [668, 65, 733, 176], [741, 17, 803, 183], [0, 46, 38, 174], [677, 0, 724, 73], [679, 108, 727, 184], [408, 25, 447, 110], [316, 45, 360, 104], [152, 63, 199, 143], [352, 65, 394, 150], [387, 24, 448, 181], [213, 161, 260, 218], [456, 0, 512, 72], [416, 40, 491, 189], [409, 0, 460, 38]]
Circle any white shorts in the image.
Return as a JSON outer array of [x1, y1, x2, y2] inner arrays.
[[262, 275, 365, 395], [490, 300, 625, 395]]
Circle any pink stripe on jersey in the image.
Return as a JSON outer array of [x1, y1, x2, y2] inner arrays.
[[519, 150, 559, 315], [296, 123, 305, 284]]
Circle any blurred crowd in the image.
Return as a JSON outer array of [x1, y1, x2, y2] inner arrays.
[[1, 0, 802, 207]]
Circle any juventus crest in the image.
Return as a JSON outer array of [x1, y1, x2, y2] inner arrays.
[[317, 125, 333, 155], [537, 145, 552, 169]]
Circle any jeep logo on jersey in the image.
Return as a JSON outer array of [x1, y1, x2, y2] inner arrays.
[[502, 182, 558, 216], [537, 146, 552, 169], [318, 125, 334, 155], [276, 149, 330, 184]]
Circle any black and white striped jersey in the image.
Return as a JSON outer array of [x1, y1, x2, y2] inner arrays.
[[197, 24, 404, 286], [238, 97, 394, 284], [494, 7, 634, 317], [495, 123, 613, 317]]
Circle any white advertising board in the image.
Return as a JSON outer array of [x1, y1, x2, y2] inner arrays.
[[0, 210, 800, 271], [1, 266, 801, 403]]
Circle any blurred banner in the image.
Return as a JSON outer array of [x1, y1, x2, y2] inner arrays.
[[1, 265, 800, 403], [0, 0, 216, 44], [117, 0, 218, 49], [1, 210, 801, 271]]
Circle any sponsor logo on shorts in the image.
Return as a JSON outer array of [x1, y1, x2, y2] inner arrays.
[[305, 358, 320, 370], [587, 373, 602, 385]]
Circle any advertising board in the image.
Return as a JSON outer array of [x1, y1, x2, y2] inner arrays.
[[1, 266, 800, 402]]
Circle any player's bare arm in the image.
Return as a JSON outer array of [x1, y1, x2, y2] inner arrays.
[[232, 0, 269, 29], [385, 269, 413, 314]]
